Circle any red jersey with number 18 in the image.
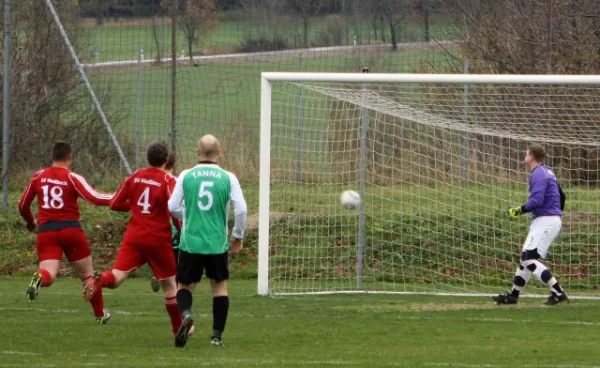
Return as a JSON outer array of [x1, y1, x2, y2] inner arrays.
[[18, 167, 113, 226], [110, 167, 176, 247]]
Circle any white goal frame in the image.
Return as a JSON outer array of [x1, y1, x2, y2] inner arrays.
[[257, 72, 600, 297]]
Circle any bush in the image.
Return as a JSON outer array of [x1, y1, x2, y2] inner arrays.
[[237, 34, 288, 53]]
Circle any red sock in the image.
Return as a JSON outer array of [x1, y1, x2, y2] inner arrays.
[[37, 269, 53, 287], [99, 271, 116, 288], [165, 296, 182, 335], [81, 276, 104, 318], [90, 287, 105, 318]]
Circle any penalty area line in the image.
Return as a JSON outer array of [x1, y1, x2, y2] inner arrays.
[[405, 315, 600, 327]]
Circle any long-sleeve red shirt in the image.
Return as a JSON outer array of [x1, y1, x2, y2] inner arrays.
[[18, 167, 113, 227], [110, 167, 177, 247]]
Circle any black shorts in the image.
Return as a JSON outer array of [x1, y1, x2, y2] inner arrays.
[[176, 250, 229, 285], [173, 247, 180, 263]]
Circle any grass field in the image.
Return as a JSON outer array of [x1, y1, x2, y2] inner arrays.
[[2, 180, 599, 294], [81, 16, 459, 63], [88, 47, 459, 172], [1, 277, 600, 367]]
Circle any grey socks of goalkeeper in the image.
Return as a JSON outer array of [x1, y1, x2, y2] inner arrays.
[[212, 296, 229, 339], [512, 260, 565, 298]]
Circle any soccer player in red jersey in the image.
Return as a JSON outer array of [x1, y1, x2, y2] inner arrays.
[[18, 142, 112, 324], [151, 149, 179, 293], [84, 142, 182, 336]]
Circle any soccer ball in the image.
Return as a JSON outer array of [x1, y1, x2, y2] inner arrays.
[[340, 190, 361, 210]]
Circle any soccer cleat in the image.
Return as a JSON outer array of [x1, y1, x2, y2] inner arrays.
[[83, 271, 100, 302], [174, 312, 194, 348], [26, 272, 43, 303], [543, 292, 569, 306], [492, 292, 518, 305], [150, 277, 160, 293], [210, 336, 224, 347], [96, 309, 111, 325]]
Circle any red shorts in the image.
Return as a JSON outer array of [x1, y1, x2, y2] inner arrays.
[[36, 228, 91, 263], [113, 241, 176, 280]]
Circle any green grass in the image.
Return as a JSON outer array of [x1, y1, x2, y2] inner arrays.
[[2, 180, 599, 296], [81, 17, 459, 63], [1, 277, 600, 367], [88, 47, 459, 171]]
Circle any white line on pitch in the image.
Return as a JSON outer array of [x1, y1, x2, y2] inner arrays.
[[406, 316, 600, 327], [0, 307, 151, 316], [0, 351, 36, 356]]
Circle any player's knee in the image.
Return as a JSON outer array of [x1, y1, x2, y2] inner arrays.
[[160, 278, 177, 297], [522, 259, 537, 272], [540, 269, 553, 283], [210, 279, 228, 297]]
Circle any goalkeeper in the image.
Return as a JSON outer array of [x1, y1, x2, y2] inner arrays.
[[493, 144, 568, 306]]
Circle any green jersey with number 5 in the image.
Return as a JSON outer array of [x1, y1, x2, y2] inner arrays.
[[168, 163, 247, 255]]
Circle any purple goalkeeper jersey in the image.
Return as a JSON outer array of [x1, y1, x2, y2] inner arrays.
[[524, 165, 562, 219]]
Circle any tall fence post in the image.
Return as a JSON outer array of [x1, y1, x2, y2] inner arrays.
[[295, 53, 303, 184], [43, 0, 132, 174], [135, 46, 143, 170], [170, 0, 177, 162], [2, 0, 12, 210]]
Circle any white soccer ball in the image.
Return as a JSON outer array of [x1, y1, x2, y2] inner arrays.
[[340, 190, 361, 210]]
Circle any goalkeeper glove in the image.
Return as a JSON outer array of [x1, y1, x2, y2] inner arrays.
[[507, 206, 524, 220]]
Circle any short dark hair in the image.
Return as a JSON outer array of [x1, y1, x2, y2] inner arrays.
[[528, 144, 546, 162], [51, 142, 72, 162], [165, 150, 176, 171], [146, 141, 169, 168]]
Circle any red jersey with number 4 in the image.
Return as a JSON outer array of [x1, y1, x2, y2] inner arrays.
[[18, 167, 113, 226], [110, 167, 176, 247]]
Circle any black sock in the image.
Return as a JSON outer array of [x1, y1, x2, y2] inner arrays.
[[176, 289, 193, 315], [510, 288, 520, 298], [212, 296, 229, 338]]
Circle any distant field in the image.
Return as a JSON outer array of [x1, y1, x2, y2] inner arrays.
[[87, 47, 459, 171], [80, 16, 459, 63]]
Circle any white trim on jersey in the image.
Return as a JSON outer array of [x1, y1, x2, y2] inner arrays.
[[69, 173, 113, 200]]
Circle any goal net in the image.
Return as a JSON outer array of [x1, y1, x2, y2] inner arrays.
[[258, 73, 600, 298]]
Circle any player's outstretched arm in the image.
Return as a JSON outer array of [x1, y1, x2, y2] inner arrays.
[[168, 170, 188, 220], [18, 171, 42, 231], [109, 177, 131, 212], [69, 173, 114, 206]]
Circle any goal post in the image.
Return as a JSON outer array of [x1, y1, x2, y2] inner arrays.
[[258, 72, 600, 298]]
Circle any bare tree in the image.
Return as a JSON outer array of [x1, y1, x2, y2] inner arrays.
[[151, 17, 164, 62], [178, 0, 218, 63], [0, 0, 130, 177], [455, 0, 600, 74], [370, 0, 414, 50], [288, 0, 323, 48]]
